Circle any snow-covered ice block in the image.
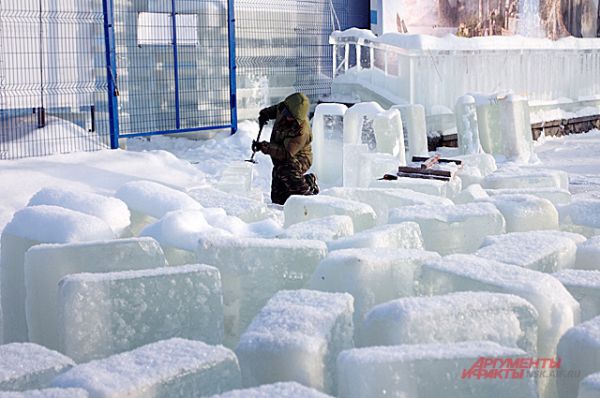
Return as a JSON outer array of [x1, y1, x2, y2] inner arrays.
[[390, 104, 429, 158], [58, 264, 223, 363], [277, 216, 354, 241], [25, 237, 167, 351], [343, 102, 385, 146], [284, 195, 376, 232], [0, 389, 88, 398], [210, 382, 332, 398], [579, 373, 600, 398], [0, 343, 74, 391], [28, 188, 130, 236], [312, 103, 347, 187], [455, 95, 482, 155], [577, 237, 600, 270], [1, 206, 114, 343], [389, 203, 505, 255], [486, 187, 572, 206], [327, 222, 423, 251], [455, 152, 497, 176], [337, 341, 536, 398], [322, 187, 453, 224], [188, 187, 269, 222], [115, 180, 202, 234], [482, 167, 569, 190], [476, 231, 585, 272], [51, 339, 241, 398], [557, 316, 600, 398], [196, 236, 328, 345], [354, 152, 400, 188], [482, 194, 559, 232], [454, 184, 489, 204], [370, 176, 462, 198], [554, 270, 600, 321], [236, 290, 353, 395], [372, 109, 405, 162], [360, 292, 538, 353], [419, 254, 580, 361], [308, 249, 440, 332], [560, 199, 600, 236]]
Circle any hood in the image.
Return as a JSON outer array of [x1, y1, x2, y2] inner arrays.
[[283, 93, 310, 122]]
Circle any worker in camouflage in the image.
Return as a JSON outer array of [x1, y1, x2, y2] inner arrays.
[[253, 92, 319, 205]]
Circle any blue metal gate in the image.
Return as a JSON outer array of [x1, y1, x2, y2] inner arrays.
[[103, 0, 237, 148]]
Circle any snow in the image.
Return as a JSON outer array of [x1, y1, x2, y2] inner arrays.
[[24, 238, 168, 351], [327, 222, 423, 251], [187, 187, 270, 223], [576, 237, 600, 270], [0, 343, 74, 391], [58, 264, 223, 363], [553, 270, 600, 321], [236, 290, 353, 395], [209, 382, 333, 398], [0, 389, 88, 398], [485, 187, 572, 206], [277, 215, 354, 241], [51, 338, 241, 398]]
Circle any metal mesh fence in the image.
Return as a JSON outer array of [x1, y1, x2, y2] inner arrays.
[[0, 0, 110, 160], [112, 0, 232, 137]]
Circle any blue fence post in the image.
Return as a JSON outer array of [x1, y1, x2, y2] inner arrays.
[[227, 0, 238, 135], [102, 0, 120, 149], [171, 0, 181, 130]]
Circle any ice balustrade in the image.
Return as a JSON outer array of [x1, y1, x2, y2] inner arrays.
[[330, 30, 600, 112]]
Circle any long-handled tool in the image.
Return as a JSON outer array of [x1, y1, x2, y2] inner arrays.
[[246, 123, 265, 164]]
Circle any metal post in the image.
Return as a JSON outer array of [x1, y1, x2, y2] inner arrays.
[[227, 0, 237, 135], [102, 0, 120, 149], [171, 0, 181, 130]]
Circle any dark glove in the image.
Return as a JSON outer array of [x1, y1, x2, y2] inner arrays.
[[254, 141, 270, 154], [258, 110, 270, 129]]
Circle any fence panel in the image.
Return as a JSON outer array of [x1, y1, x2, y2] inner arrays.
[[110, 0, 235, 139], [0, 0, 110, 160]]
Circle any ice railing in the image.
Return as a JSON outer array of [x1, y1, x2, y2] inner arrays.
[[330, 28, 600, 111]]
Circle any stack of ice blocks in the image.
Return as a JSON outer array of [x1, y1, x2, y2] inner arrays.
[[51, 339, 241, 398], [1, 206, 114, 343], [389, 203, 506, 254], [196, 235, 328, 345], [337, 341, 537, 398], [24, 237, 168, 351], [360, 292, 538, 353], [58, 264, 224, 363], [308, 248, 440, 335], [236, 290, 354, 395]]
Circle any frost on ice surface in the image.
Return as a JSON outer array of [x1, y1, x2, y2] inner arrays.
[[236, 290, 354, 395], [388, 203, 505, 255], [1, 206, 114, 343], [283, 195, 376, 232], [0, 389, 88, 398], [27, 188, 131, 237], [419, 254, 579, 371], [0, 343, 74, 391], [196, 235, 328, 345], [277, 215, 354, 241], [51, 338, 241, 398], [576, 236, 600, 270], [308, 248, 440, 334], [482, 167, 569, 190], [327, 222, 423, 251], [337, 341, 536, 398], [360, 292, 538, 354], [554, 270, 600, 321], [322, 187, 452, 223], [557, 316, 600, 398], [481, 194, 559, 232], [58, 264, 224, 363], [560, 198, 600, 233], [475, 230, 585, 272], [187, 187, 269, 222], [209, 382, 333, 398], [24, 237, 167, 351]]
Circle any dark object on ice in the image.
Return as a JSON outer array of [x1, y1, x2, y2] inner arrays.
[[380, 155, 462, 182], [254, 92, 319, 205]]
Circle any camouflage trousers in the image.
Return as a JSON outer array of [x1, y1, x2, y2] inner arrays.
[[271, 159, 319, 205]]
